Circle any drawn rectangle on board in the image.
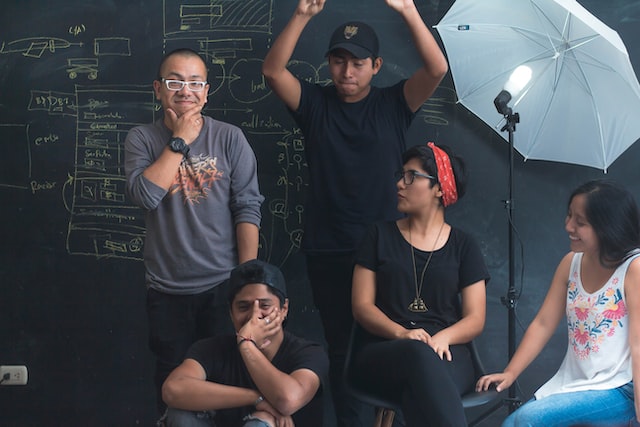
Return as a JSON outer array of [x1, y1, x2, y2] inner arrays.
[[0, 125, 29, 189], [181, 4, 222, 17], [164, 0, 272, 36], [202, 38, 252, 52], [94, 38, 131, 56]]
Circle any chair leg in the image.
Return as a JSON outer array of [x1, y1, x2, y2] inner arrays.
[[374, 407, 395, 427]]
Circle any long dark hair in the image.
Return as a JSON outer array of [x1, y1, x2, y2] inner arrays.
[[569, 179, 640, 267]]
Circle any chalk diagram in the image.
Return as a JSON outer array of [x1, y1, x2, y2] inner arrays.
[[0, 23, 144, 259], [0, 0, 451, 266], [65, 85, 155, 259], [59, 0, 299, 263]]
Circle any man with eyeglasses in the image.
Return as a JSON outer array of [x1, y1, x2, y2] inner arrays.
[[124, 47, 264, 417], [262, 0, 448, 425]]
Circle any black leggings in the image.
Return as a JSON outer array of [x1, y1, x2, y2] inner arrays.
[[353, 338, 474, 427]]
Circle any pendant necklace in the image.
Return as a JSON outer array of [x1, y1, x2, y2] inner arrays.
[[408, 220, 445, 313]]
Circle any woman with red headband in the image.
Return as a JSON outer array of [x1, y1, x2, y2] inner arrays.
[[350, 142, 489, 426]]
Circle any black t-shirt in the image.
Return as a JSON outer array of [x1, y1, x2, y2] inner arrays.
[[186, 331, 329, 427], [292, 79, 415, 254], [355, 221, 490, 334]]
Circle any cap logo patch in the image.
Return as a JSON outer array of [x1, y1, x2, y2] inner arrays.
[[343, 25, 358, 40]]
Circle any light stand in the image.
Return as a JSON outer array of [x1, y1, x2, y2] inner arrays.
[[466, 68, 532, 424], [492, 65, 532, 414], [470, 91, 523, 424], [495, 92, 522, 414]]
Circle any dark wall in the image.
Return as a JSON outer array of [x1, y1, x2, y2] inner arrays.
[[1, 0, 639, 425]]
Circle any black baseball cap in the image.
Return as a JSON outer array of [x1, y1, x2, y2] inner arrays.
[[325, 21, 379, 59], [228, 259, 287, 303]]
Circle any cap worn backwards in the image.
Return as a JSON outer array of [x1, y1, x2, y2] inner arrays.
[[325, 21, 379, 59], [228, 259, 288, 301]]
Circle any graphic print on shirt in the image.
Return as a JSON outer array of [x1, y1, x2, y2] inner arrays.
[[567, 272, 626, 360], [169, 154, 224, 204]]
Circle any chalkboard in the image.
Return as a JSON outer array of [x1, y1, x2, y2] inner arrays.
[[1, 0, 640, 425]]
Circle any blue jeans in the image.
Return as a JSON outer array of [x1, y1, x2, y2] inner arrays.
[[502, 382, 638, 427], [162, 408, 272, 427]]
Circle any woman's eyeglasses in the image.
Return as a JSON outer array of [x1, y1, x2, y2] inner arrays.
[[394, 169, 435, 185]]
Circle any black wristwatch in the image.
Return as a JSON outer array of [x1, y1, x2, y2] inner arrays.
[[168, 137, 190, 156]]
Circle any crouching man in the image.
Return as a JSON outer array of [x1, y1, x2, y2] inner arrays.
[[162, 259, 329, 427]]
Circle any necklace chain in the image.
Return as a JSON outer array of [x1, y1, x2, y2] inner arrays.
[[408, 220, 445, 312]]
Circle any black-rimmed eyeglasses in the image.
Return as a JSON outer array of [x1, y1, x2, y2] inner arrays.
[[161, 78, 208, 92], [395, 169, 435, 185]]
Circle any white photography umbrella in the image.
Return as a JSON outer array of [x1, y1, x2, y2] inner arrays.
[[434, 0, 640, 171]]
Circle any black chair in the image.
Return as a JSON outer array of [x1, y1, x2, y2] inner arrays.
[[343, 322, 501, 427]]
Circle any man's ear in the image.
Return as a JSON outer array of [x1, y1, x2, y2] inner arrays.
[[153, 80, 162, 100], [203, 84, 209, 105], [281, 298, 290, 318], [372, 57, 383, 74]]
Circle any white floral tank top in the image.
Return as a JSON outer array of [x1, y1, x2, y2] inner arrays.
[[534, 251, 639, 399]]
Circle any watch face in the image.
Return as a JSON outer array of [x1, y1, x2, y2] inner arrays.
[[169, 138, 189, 155]]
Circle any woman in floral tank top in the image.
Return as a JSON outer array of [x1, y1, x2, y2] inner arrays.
[[477, 179, 640, 427]]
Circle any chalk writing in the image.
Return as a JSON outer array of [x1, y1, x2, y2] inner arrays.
[[30, 180, 57, 194], [34, 133, 60, 146]]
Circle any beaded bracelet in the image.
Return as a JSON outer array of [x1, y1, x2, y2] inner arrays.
[[237, 334, 257, 348]]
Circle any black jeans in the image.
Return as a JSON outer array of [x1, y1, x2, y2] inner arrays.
[[147, 283, 233, 415], [306, 253, 374, 427], [353, 338, 474, 427]]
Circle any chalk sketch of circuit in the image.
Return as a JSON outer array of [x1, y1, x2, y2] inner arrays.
[[0, 36, 131, 80]]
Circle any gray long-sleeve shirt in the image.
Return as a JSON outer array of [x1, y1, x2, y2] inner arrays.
[[125, 116, 264, 294]]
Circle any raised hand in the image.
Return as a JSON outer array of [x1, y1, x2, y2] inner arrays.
[[385, 0, 417, 14], [295, 0, 326, 18]]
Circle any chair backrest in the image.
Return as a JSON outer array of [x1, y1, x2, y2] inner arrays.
[[343, 322, 499, 411]]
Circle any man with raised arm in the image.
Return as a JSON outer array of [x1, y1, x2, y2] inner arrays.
[[262, 1, 448, 425]]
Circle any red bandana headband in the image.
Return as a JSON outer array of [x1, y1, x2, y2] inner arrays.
[[428, 142, 458, 207]]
